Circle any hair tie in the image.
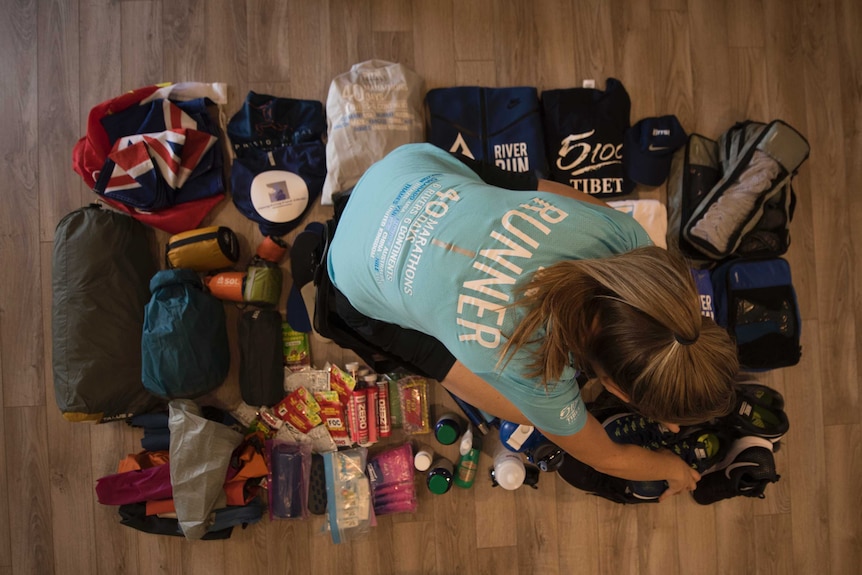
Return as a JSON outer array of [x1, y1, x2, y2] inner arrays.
[[675, 333, 698, 346]]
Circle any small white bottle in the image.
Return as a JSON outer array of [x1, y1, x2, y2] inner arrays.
[[492, 448, 526, 490], [414, 447, 434, 472]]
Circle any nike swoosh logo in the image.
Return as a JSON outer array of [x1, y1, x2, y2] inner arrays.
[[725, 461, 759, 478], [648, 144, 671, 152]]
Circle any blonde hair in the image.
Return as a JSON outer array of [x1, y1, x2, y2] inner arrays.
[[500, 246, 738, 425]]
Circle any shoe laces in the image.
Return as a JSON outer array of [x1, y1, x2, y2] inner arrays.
[[603, 414, 675, 450]]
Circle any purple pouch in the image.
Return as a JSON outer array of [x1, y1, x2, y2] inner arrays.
[[267, 440, 311, 519]]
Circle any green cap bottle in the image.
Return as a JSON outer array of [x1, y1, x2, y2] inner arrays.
[[426, 458, 455, 494]]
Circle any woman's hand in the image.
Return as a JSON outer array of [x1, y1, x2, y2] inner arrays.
[[541, 415, 704, 501], [658, 452, 701, 502]]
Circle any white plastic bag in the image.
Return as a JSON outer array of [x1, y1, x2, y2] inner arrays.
[[321, 60, 425, 205], [168, 400, 243, 540]]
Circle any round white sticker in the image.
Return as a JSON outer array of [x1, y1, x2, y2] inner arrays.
[[250, 170, 309, 223]]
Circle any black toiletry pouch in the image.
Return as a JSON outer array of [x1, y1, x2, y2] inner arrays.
[[239, 308, 285, 407]]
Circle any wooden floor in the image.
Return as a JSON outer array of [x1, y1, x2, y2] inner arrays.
[[1, 0, 860, 573]]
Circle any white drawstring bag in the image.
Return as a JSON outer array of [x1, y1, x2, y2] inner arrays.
[[321, 60, 425, 205]]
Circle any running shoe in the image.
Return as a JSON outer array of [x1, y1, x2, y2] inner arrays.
[[557, 455, 642, 505], [692, 436, 780, 505], [626, 426, 731, 500], [736, 381, 785, 409], [602, 412, 677, 450], [599, 413, 670, 501], [721, 385, 789, 443], [668, 426, 731, 473], [602, 414, 730, 501], [624, 479, 669, 502], [602, 413, 729, 469]]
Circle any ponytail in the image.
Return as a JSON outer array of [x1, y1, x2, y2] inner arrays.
[[500, 246, 737, 424]]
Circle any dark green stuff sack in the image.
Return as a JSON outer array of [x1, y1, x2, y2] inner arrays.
[[52, 204, 163, 422]]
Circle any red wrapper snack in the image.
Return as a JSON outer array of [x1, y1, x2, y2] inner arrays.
[[397, 376, 430, 434], [314, 391, 351, 447], [329, 363, 357, 405], [274, 387, 322, 433]]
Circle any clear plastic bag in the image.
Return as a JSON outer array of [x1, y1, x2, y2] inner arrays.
[[322, 447, 373, 543]]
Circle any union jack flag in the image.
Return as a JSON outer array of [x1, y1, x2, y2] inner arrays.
[[73, 83, 228, 234], [93, 100, 217, 210]]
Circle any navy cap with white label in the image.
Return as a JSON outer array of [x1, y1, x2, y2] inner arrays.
[[624, 115, 688, 187]]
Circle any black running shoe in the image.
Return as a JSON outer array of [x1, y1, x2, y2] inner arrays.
[[668, 426, 732, 474], [624, 479, 668, 502], [602, 412, 677, 450], [557, 455, 653, 505], [721, 385, 789, 443], [601, 414, 730, 501], [736, 382, 785, 410], [692, 436, 780, 505]]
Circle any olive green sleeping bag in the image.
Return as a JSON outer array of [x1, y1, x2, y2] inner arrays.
[[52, 204, 162, 422]]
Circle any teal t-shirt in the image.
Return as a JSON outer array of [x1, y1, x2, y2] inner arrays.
[[327, 143, 652, 435]]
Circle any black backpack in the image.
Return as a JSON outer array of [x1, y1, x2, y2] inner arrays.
[[298, 194, 454, 379], [311, 219, 430, 376]]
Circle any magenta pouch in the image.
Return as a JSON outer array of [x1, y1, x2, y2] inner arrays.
[[95, 463, 173, 505], [366, 443, 417, 515]]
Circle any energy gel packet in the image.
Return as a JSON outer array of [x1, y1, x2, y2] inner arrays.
[[314, 390, 351, 447], [274, 387, 322, 433], [397, 376, 431, 434]]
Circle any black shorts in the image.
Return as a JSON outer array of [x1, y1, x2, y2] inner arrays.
[[330, 284, 456, 382], [315, 198, 456, 381]]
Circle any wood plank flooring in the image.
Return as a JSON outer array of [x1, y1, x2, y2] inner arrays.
[[1, 1, 859, 573]]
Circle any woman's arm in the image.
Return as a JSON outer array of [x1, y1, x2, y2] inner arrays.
[[439, 361, 699, 500], [439, 361, 531, 425], [537, 178, 610, 208]]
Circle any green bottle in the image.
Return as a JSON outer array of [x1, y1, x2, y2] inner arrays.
[[454, 433, 482, 489]]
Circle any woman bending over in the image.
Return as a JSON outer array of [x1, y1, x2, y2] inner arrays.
[[326, 143, 738, 498]]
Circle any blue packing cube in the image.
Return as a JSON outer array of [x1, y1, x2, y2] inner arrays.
[[711, 257, 801, 370]]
